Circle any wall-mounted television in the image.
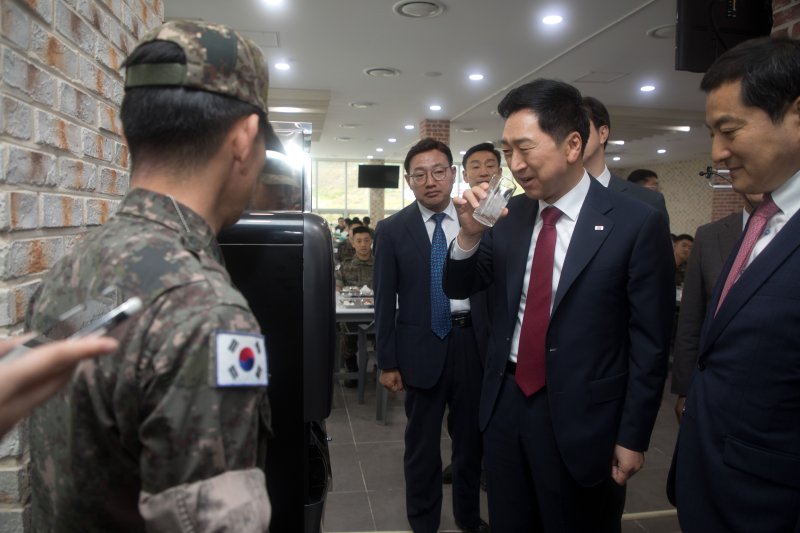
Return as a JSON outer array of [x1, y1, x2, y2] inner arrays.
[[358, 164, 400, 189]]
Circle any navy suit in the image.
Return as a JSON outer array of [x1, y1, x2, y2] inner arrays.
[[608, 173, 670, 228], [445, 179, 674, 529], [374, 202, 483, 533], [668, 209, 800, 532]]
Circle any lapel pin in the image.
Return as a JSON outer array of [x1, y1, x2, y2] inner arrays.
[[594, 225, 604, 231]]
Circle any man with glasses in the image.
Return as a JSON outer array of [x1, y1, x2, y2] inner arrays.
[[374, 138, 488, 533]]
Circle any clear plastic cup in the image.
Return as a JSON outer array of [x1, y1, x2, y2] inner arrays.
[[472, 175, 517, 227]]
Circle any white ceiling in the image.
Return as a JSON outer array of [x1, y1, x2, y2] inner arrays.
[[164, 0, 714, 168]]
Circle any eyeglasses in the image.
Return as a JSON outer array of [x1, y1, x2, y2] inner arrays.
[[406, 166, 452, 184]]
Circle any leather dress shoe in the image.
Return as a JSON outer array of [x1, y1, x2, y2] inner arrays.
[[457, 518, 490, 533]]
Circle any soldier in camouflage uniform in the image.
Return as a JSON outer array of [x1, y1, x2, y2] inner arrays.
[[26, 20, 282, 532], [335, 225, 374, 387]]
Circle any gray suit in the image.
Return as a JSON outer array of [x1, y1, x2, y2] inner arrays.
[[671, 211, 742, 395], [608, 173, 670, 227]]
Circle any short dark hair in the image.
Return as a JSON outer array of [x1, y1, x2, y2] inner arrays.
[[344, 217, 353, 226], [121, 40, 267, 172], [351, 217, 362, 225], [674, 234, 694, 243], [404, 137, 453, 173], [363, 216, 371, 225], [582, 96, 610, 150], [627, 169, 658, 185], [351, 226, 371, 238], [701, 37, 800, 123], [462, 142, 500, 168], [498, 79, 589, 154]]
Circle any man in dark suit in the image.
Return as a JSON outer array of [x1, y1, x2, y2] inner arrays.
[[445, 78, 674, 531], [374, 138, 487, 533], [582, 96, 670, 227], [670, 194, 762, 420], [668, 37, 800, 532]]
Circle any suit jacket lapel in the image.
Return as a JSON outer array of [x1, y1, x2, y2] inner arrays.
[[403, 202, 431, 265], [703, 211, 800, 351], [717, 214, 741, 266], [553, 180, 613, 313], [506, 198, 537, 321]]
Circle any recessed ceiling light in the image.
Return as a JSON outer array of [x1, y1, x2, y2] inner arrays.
[[388, 138, 397, 143], [429, 104, 442, 111], [364, 67, 401, 78], [609, 140, 625, 145], [335, 137, 351, 142], [640, 85, 656, 92], [349, 102, 375, 109], [262, 0, 283, 5], [612, 156, 621, 161], [469, 73, 484, 81], [376, 148, 384, 152], [367, 155, 374, 159], [657, 149, 667, 154], [274, 62, 290, 71], [459, 150, 467, 155], [339, 123, 360, 129], [392, 1, 445, 18], [675, 126, 691, 132], [457, 127, 478, 133], [543, 15, 563, 25], [269, 106, 305, 113], [404, 124, 415, 130]]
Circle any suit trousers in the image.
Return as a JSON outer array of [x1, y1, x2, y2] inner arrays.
[[403, 324, 483, 533], [484, 372, 625, 533]]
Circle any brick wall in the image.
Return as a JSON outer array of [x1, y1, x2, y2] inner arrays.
[[0, 0, 163, 530], [419, 118, 450, 145], [772, 0, 800, 37]]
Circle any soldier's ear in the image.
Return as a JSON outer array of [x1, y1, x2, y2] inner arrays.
[[229, 114, 261, 164]]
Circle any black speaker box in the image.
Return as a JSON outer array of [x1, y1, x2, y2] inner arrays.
[[676, 0, 773, 73]]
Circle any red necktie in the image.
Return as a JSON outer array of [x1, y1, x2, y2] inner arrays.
[[716, 194, 779, 315], [516, 206, 562, 396]]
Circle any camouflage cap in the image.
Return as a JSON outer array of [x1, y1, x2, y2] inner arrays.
[[124, 20, 284, 153]]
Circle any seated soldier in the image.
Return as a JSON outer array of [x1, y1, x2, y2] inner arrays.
[[335, 226, 374, 387]]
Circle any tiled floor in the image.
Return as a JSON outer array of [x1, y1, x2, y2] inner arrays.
[[323, 369, 682, 533]]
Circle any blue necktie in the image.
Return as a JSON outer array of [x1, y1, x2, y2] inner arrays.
[[430, 213, 451, 339]]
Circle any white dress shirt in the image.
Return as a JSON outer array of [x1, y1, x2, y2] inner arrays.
[[744, 168, 800, 269], [418, 201, 471, 314], [594, 165, 611, 187], [453, 172, 592, 361]]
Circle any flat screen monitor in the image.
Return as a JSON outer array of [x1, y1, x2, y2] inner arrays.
[[358, 164, 400, 189]]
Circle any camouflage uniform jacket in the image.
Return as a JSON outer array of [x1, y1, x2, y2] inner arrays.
[[335, 256, 374, 290], [27, 188, 270, 532]]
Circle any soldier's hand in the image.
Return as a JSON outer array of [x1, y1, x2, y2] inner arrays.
[[0, 336, 118, 437], [379, 368, 404, 393]]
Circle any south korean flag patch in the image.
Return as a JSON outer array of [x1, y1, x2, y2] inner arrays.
[[214, 331, 268, 388]]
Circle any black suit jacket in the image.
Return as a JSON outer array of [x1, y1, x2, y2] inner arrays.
[[374, 202, 484, 388], [608, 173, 670, 228], [669, 206, 800, 531], [445, 178, 674, 486], [671, 211, 741, 395]]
